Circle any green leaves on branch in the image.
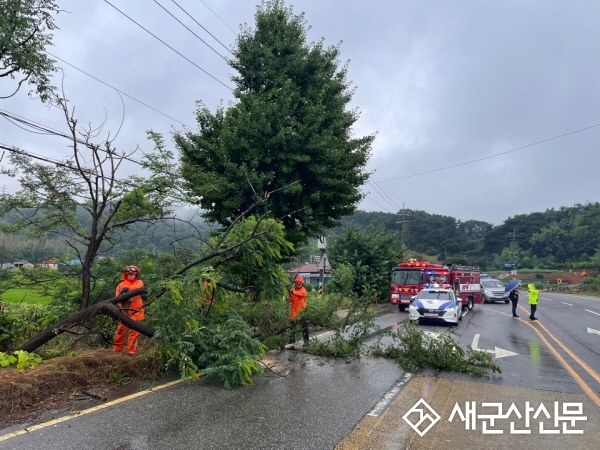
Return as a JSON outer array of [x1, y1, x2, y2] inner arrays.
[[0, 0, 59, 101], [0, 350, 42, 371], [370, 320, 502, 377]]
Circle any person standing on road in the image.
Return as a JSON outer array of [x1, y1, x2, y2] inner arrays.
[[286, 276, 308, 348], [527, 283, 540, 321], [113, 265, 145, 355], [509, 288, 520, 317]]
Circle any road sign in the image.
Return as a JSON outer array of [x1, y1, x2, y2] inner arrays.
[[318, 253, 331, 270]]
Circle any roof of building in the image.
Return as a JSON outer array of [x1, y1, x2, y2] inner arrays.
[[286, 262, 332, 274]]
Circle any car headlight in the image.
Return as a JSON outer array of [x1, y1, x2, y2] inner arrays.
[[409, 303, 417, 310], [446, 306, 456, 312]]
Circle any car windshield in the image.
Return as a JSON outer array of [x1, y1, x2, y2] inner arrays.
[[391, 269, 424, 285], [418, 290, 453, 300], [481, 279, 504, 288]]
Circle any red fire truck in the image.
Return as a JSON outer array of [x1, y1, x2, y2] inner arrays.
[[390, 260, 483, 312]]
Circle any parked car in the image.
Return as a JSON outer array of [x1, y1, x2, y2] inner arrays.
[[481, 278, 509, 303], [408, 288, 463, 325]]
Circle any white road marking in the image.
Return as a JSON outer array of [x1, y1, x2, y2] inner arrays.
[[588, 327, 600, 336], [471, 334, 518, 359], [585, 309, 600, 316], [562, 302, 573, 306], [367, 373, 412, 417]]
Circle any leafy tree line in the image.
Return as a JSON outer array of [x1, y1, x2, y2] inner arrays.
[[341, 202, 600, 271]]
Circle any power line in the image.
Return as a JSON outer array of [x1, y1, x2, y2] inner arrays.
[[0, 142, 112, 180], [377, 122, 600, 183], [103, 0, 232, 91], [45, 51, 192, 128], [0, 109, 143, 166], [361, 192, 394, 214], [199, 0, 237, 36], [0, 143, 156, 190], [152, 0, 229, 60], [169, 0, 235, 56], [368, 177, 401, 211]]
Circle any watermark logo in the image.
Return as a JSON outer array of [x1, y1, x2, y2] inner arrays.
[[403, 400, 587, 437], [403, 399, 441, 436]]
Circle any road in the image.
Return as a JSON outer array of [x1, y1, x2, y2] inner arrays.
[[1, 292, 599, 449]]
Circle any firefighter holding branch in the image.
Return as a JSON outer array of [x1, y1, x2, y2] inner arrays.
[[286, 276, 309, 348], [113, 265, 145, 355]]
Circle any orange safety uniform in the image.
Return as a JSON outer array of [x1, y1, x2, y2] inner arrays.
[[289, 282, 308, 319], [113, 265, 145, 355]]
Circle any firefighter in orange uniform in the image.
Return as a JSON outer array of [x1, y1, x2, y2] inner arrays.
[[287, 276, 309, 347], [113, 265, 145, 355]]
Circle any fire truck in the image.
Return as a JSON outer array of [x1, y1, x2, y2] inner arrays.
[[390, 260, 483, 312]]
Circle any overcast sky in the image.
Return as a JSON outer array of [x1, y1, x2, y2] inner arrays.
[[2, 0, 599, 225]]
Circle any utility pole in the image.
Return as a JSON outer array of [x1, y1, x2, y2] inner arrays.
[[396, 203, 411, 250], [317, 235, 328, 295], [510, 228, 517, 276]]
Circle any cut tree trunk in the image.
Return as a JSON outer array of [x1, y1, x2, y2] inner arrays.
[[17, 288, 155, 353]]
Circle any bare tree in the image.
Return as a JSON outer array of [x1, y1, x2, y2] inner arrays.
[[0, 94, 179, 310]]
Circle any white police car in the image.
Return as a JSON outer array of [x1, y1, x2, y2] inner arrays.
[[408, 288, 463, 325]]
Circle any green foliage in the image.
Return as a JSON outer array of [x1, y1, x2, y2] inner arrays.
[[195, 316, 267, 389], [175, 0, 374, 247], [0, 303, 53, 351], [328, 224, 402, 301], [213, 216, 293, 304], [0, 0, 59, 101], [150, 274, 268, 388], [370, 320, 501, 377], [0, 350, 42, 371]]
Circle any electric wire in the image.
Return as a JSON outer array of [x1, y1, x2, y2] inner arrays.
[[0, 143, 161, 191], [169, 0, 236, 56], [152, 0, 228, 60], [361, 192, 394, 214], [103, 0, 233, 91], [0, 109, 143, 166], [199, 0, 237, 36], [368, 177, 401, 211], [0, 142, 118, 182], [45, 51, 192, 128], [378, 122, 600, 183]]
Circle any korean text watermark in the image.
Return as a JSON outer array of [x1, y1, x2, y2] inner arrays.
[[403, 399, 587, 436]]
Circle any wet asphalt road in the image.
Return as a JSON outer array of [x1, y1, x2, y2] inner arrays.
[[1, 294, 599, 449]]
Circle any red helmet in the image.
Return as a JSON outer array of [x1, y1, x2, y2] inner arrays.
[[294, 276, 304, 283]]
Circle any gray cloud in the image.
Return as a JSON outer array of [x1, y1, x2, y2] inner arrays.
[[1, 0, 599, 225]]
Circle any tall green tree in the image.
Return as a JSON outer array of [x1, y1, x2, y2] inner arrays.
[[176, 0, 374, 246], [0, 0, 59, 101]]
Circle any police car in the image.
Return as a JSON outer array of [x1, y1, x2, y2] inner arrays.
[[408, 288, 463, 325]]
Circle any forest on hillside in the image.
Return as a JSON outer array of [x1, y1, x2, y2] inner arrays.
[[341, 202, 600, 271]]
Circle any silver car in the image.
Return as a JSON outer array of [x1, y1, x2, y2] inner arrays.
[[481, 278, 509, 303]]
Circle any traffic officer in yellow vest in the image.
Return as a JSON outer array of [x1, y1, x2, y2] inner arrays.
[[527, 283, 541, 321]]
